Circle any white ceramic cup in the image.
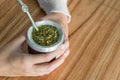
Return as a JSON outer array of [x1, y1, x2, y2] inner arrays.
[[26, 20, 65, 53]]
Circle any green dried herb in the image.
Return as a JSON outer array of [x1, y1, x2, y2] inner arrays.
[[32, 25, 59, 46]]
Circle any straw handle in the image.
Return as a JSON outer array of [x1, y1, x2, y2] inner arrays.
[[17, 0, 24, 6], [17, 0, 38, 31], [26, 12, 38, 31]]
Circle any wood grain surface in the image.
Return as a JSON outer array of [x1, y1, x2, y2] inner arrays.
[[0, 0, 120, 80]]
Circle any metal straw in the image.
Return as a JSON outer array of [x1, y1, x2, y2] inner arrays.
[[17, 0, 38, 31]]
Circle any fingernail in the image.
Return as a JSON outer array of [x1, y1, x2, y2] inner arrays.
[[56, 54, 61, 59], [61, 59, 65, 63], [65, 50, 70, 57], [65, 41, 69, 46], [60, 44, 66, 50]]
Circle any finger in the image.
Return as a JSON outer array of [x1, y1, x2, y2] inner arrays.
[[25, 49, 70, 76], [23, 71, 49, 77], [33, 53, 66, 73], [8, 35, 26, 48], [34, 49, 70, 73], [56, 40, 69, 59], [27, 41, 69, 64]]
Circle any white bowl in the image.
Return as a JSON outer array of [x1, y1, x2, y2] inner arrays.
[[26, 20, 65, 52]]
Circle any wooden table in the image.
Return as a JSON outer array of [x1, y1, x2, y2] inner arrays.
[[0, 0, 120, 80]]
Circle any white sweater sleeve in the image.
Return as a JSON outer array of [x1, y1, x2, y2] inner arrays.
[[37, 0, 71, 23]]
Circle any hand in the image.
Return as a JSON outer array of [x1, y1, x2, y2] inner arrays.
[[40, 13, 69, 39], [0, 13, 70, 77], [40, 12, 70, 57], [0, 35, 69, 77]]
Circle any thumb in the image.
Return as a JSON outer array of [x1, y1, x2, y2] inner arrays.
[[8, 35, 26, 50]]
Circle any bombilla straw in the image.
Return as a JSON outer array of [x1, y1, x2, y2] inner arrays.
[[17, 0, 38, 31]]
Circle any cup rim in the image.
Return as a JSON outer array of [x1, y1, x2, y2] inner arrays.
[[26, 20, 64, 52]]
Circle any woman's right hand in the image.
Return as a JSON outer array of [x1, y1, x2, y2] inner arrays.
[[0, 35, 69, 77]]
